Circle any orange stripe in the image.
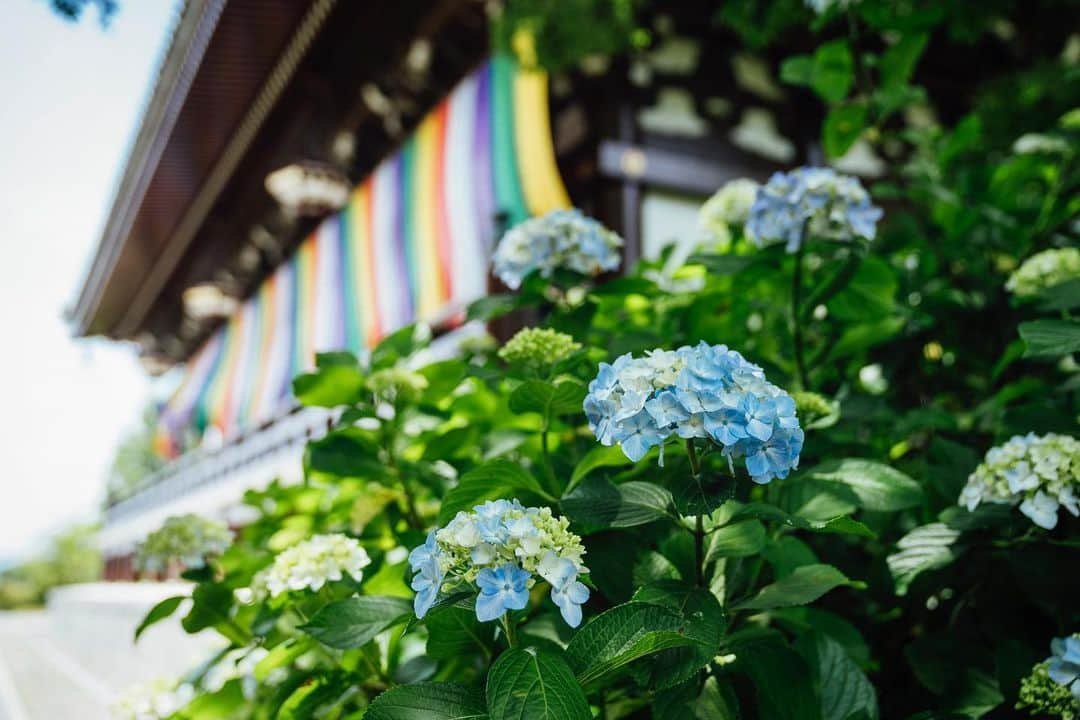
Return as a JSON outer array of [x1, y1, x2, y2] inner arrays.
[[433, 101, 453, 302]]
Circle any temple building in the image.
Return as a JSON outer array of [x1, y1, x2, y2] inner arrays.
[[72, 0, 828, 578]]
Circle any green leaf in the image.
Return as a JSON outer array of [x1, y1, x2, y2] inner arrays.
[[440, 461, 549, 523], [182, 582, 236, 636], [568, 444, 632, 490], [426, 605, 492, 660], [1038, 278, 1080, 311], [486, 649, 591, 720], [824, 104, 868, 158], [366, 682, 488, 720], [696, 676, 739, 719], [300, 596, 413, 649], [292, 364, 366, 408], [371, 323, 428, 370], [796, 632, 879, 720], [566, 601, 704, 688], [1019, 318, 1080, 357], [734, 564, 859, 611], [254, 639, 311, 681], [670, 470, 736, 517], [305, 427, 384, 479], [826, 316, 906, 360], [780, 55, 814, 85], [134, 595, 185, 641], [811, 40, 855, 102], [727, 503, 875, 538], [631, 583, 726, 689], [879, 33, 928, 90], [508, 379, 586, 416], [802, 459, 924, 511], [729, 630, 821, 720], [886, 523, 961, 595], [467, 293, 521, 322], [561, 477, 675, 530], [706, 520, 766, 561]]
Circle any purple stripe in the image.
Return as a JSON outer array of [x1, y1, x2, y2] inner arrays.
[[474, 61, 496, 252], [389, 156, 414, 323]]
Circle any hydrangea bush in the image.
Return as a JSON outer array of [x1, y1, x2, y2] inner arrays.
[[1007, 247, 1080, 299], [958, 433, 1080, 529], [745, 167, 882, 252], [119, 3, 1080, 719], [136, 513, 231, 574], [491, 208, 622, 289], [410, 499, 589, 626], [584, 342, 803, 481]]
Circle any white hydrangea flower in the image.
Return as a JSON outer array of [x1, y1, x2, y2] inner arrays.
[[699, 178, 760, 246], [1006, 248, 1080, 299], [263, 534, 371, 597], [111, 678, 194, 720], [959, 433, 1080, 529]]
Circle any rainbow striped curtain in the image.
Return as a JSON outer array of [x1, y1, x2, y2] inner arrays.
[[159, 55, 570, 443]]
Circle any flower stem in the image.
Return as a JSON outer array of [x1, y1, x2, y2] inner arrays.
[[687, 440, 705, 588], [791, 239, 809, 391], [499, 614, 518, 648]]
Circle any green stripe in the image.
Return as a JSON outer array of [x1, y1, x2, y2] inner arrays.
[[492, 55, 529, 227]]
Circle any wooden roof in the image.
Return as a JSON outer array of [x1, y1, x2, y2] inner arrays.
[[71, 0, 486, 361]]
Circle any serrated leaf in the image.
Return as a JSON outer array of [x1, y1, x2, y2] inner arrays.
[[300, 596, 413, 649], [134, 595, 185, 641], [561, 476, 675, 530], [706, 520, 766, 561], [1038, 278, 1080, 311], [727, 502, 875, 538], [426, 605, 492, 660], [631, 583, 725, 689], [670, 471, 736, 516], [440, 461, 549, 523], [566, 601, 704, 688], [796, 632, 879, 720], [735, 564, 858, 611], [509, 379, 587, 417], [366, 682, 488, 720], [887, 523, 961, 595], [729, 630, 821, 720], [486, 649, 590, 720], [803, 459, 923, 511], [1019, 318, 1080, 357], [568, 444, 632, 489]]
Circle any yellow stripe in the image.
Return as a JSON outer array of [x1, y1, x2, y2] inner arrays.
[[513, 67, 571, 214], [413, 113, 442, 316]]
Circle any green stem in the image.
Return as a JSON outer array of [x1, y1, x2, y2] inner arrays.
[[540, 420, 559, 495], [687, 440, 705, 588], [499, 614, 518, 649], [791, 239, 809, 391]]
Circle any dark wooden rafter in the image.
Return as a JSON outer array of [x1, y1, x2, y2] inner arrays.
[[72, 0, 489, 363]]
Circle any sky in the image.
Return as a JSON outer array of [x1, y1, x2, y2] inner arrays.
[[0, 0, 180, 562]]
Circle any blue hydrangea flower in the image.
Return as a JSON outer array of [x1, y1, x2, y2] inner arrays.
[[492, 209, 623, 290], [745, 167, 882, 253], [584, 341, 803, 483], [407, 501, 589, 627], [408, 531, 445, 618], [475, 564, 531, 622], [1047, 635, 1080, 700]]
